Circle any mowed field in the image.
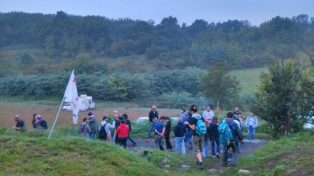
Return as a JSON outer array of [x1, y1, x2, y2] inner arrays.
[[0, 100, 181, 129], [230, 67, 266, 96]]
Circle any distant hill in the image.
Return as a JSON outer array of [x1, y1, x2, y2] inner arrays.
[[0, 12, 313, 76]]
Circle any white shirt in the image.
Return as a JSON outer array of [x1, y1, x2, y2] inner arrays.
[[202, 110, 215, 124]]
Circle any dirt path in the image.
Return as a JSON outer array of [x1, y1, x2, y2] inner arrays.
[[125, 137, 267, 174]]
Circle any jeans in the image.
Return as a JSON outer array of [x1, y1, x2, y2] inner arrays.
[[222, 142, 237, 166], [175, 136, 186, 154], [247, 126, 255, 140], [184, 129, 192, 148], [202, 137, 210, 157], [211, 137, 220, 156], [154, 135, 165, 150], [147, 123, 154, 137]]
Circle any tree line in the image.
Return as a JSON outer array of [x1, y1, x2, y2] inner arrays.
[[0, 12, 314, 75]]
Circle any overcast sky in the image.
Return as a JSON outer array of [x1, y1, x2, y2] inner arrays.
[[1, 0, 313, 26]]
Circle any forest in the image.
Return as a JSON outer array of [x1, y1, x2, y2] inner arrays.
[[0, 11, 313, 76], [0, 12, 313, 109]]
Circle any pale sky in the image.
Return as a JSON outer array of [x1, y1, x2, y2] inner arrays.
[[0, 0, 313, 26]]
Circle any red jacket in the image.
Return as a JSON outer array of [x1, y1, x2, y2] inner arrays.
[[117, 124, 129, 138]]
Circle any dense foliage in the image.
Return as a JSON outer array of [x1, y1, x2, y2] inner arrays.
[[0, 12, 314, 75], [251, 60, 314, 138], [0, 68, 205, 102]]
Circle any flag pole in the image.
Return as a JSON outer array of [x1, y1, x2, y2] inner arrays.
[[48, 97, 65, 140]]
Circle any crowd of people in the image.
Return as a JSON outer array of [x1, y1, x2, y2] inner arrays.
[[12, 104, 259, 169], [143, 104, 259, 169]]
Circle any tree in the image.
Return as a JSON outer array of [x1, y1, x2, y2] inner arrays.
[[251, 60, 313, 139], [200, 62, 240, 110]]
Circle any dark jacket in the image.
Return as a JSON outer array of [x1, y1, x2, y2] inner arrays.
[[149, 111, 159, 122], [226, 118, 243, 141], [126, 119, 132, 132], [164, 120, 171, 135], [208, 123, 219, 140], [174, 122, 186, 137]]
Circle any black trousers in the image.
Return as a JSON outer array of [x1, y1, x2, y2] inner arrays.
[[164, 132, 173, 149], [118, 137, 127, 149]]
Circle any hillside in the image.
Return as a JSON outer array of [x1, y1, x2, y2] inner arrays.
[[224, 131, 314, 176], [0, 12, 313, 76], [0, 128, 209, 176]]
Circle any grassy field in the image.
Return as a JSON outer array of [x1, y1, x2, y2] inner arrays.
[[223, 131, 314, 176], [229, 67, 266, 97], [0, 128, 208, 176]]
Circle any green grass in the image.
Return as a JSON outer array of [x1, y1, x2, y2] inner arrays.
[[223, 130, 314, 176], [229, 67, 266, 97], [0, 128, 210, 176]]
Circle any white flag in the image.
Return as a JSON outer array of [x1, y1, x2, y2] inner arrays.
[[64, 70, 79, 124]]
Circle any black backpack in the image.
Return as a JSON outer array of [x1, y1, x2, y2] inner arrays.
[[98, 123, 108, 140], [41, 120, 48, 129]]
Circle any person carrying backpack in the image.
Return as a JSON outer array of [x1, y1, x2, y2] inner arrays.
[[209, 116, 220, 158], [184, 105, 206, 169], [99, 116, 114, 141], [35, 114, 48, 130], [79, 117, 91, 139], [87, 111, 99, 140], [174, 119, 186, 154], [220, 112, 243, 167]]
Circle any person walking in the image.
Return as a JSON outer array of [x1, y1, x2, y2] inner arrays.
[[245, 112, 258, 142], [153, 117, 165, 150], [123, 113, 136, 146], [13, 115, 25, 132], [181, 109, 193, 150], [35, 114, 48, 130], [147, 105, 159, 137], [173, 119, 186, 154], [209, 116, 220, 158], [116, 119, 129, 149], [185, 105, 206, 169], [221, 112, 243, 167], [100, 116, 115, 141], [79, 117, 91, 139], [112, 111, 121, 143], [164, 116, 173, 150], [87, 111, 99, 140], [202, 105, 214, 158]]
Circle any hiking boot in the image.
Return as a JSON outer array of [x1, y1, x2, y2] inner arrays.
[[196, 161, 204, 169]]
